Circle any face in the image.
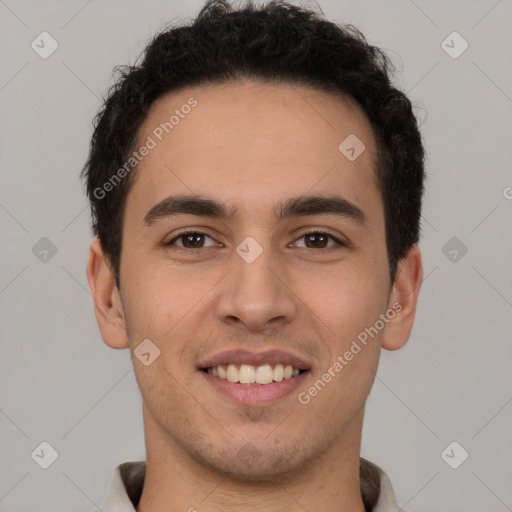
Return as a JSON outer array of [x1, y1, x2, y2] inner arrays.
[[90, 79, 421, 482]]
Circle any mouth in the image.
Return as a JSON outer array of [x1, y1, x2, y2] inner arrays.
[[198, 349, 312, 405], [201, 363, 307, 385]]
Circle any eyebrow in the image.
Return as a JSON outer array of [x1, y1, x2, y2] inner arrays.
[[143, 193, 367, 227]]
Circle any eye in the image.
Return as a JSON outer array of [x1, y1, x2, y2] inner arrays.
[[164, 229, 347, 251], [291, 230, 346, 250], [165, 230, 219, 249]]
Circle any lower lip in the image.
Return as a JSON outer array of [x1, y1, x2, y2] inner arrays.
[[200, 370, 310, 405]]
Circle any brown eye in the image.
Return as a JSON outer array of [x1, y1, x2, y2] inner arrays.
[[166, 231, 217, 249], [293, 231, 345, 249], [180, 233, 205, 248], [304, 232, 329, 248]]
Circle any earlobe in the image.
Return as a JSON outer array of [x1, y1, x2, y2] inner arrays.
[[86, 239, 130, 349], [381, 245, 423, 351]]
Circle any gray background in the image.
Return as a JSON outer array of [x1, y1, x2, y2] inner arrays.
[[1, 0, 511, 510]]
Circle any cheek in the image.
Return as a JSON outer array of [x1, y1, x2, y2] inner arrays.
[[121, 261, 216, 372], [121, 254, 189, 334], [293, 262, 386, 398], [294, 261, 387, 341], [307, 281, 383, 408]]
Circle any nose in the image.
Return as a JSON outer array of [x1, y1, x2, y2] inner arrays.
[[216, 242, 297, 332]]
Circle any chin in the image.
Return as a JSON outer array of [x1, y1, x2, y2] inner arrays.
[[190, 441, 313, 484]]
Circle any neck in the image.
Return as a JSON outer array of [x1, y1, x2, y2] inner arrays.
[[136, 406, 367, 512]]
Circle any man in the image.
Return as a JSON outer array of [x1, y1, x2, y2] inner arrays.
[[82, 0, 424, 510]]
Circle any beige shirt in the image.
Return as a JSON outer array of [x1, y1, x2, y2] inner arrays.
[[93, 459, 403, 512]]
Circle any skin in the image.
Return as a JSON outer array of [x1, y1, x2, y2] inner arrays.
[[87, 79, 423, 512]]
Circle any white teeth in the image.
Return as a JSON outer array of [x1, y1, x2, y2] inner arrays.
[[239, 364, 256, 384], [207, 363, 303, 384], [255, 364, 274, 384], [227, 364, 238, 382], [273, 364, 284, 382], [218, 365, 227, 379]]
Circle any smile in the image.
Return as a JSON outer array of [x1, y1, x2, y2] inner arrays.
[[203, 363, 305, 385], [198, 349, 312, 405]]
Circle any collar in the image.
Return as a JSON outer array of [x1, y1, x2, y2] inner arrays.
[[97, 458, 402, 512]]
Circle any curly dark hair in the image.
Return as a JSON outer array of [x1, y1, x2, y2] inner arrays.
[[81, 0, 425, 289]]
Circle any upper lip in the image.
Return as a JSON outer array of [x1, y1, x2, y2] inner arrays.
[[199, 349, 312, 370]]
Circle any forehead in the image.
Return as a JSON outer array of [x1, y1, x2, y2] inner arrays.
[[127, 79, 382, 229]]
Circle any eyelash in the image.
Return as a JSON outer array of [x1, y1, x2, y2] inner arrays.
[[164, 229, 348, 251]]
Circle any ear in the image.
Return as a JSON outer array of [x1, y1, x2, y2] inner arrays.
[[381, 244, 423, 351], [86, 239, 129, 349]]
